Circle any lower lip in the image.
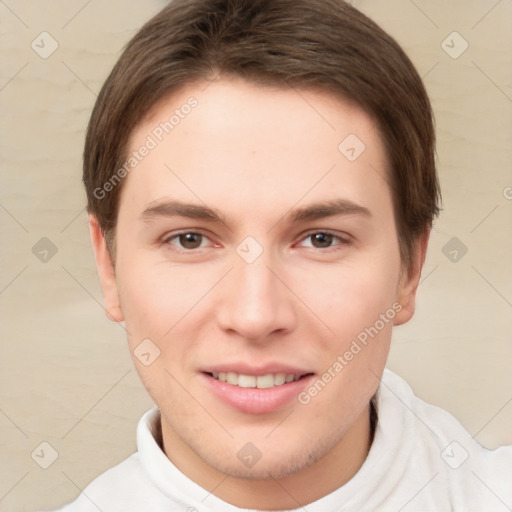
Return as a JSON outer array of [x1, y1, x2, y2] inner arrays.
[[201, 373, 315, 414]]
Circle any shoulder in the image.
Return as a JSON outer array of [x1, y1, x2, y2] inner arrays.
[[381, 369, 512, 458], [380, 369, 512, 509], [48, 453, 169, 512]]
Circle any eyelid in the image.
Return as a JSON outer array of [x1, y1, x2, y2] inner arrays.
[[298, 228, 351, 240], [160, 229, 351, 252], [295, 229, 352, 248], [161, 229, 219, 249]]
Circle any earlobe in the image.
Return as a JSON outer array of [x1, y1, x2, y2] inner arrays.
[[89, 215, 124, 323], [393, 231, 430, 326]]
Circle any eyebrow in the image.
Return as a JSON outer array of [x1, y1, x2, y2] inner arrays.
[[290, 199, 371, 222], [140, 198, 371, 224], [140, 200, 224, 223]]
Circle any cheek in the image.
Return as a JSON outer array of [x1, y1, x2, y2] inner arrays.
[[115, 255, 220, 362], [296, 268, 397, 421], [298, 259, 401, 337], [114, 261, 202, 397], [115, 259, 183, 343]]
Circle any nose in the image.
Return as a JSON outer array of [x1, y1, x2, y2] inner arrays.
[[216, 255, 298, 343]]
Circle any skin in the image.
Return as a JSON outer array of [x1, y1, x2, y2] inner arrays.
[[90, 76, 428, 509]]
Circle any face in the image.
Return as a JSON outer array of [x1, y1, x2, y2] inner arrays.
[[91, 77, 424, 489]]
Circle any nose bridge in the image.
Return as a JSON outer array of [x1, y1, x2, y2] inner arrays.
[[217, 249, 296, 340], [237, 256, 275, 306]]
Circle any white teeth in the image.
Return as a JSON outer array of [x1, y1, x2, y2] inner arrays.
[[238, 374, 257, 388], [210, 372, 301, 388], [226, 372, 238, 385], [274, 373, 286, 386], [256, 374, 274, 389]]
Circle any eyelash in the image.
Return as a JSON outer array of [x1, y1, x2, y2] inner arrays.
[[162, 230, 351, 253], [162, 231, 210, 250], [296, 230, 351, 251]]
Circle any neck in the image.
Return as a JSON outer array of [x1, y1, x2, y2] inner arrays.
[[160, 403, 373, 510]]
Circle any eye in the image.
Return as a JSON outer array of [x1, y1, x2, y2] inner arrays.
[[164, 232, 212, 250], [297, 231, 349, 250]]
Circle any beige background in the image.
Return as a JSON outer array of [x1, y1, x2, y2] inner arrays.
[[0, 1, 511, 510]]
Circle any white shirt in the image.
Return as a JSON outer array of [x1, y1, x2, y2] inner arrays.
[[50, 369, 512, 511]]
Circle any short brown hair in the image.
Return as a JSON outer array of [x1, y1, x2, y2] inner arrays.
[[83, 0, 440, 269]]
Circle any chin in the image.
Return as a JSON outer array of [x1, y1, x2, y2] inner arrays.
[[201, 435, 334, 481]]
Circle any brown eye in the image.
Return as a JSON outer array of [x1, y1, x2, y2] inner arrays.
[[296, 231, 350, 251], [310, 233, 334, 248], [178, 233, 204, 249]]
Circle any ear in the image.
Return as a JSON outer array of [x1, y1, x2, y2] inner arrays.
[[394, 230, 430, 326], [89, 215, 124, 323]]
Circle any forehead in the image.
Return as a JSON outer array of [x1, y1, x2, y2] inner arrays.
[[120, 77, 391, 220]]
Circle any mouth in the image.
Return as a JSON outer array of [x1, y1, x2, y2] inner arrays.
[[201, 368, 315, 414], [206, 371, 312, 389]]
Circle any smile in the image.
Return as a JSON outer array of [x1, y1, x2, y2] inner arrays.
[[202, 369, 315, 414], [209, 372, 304, 388]]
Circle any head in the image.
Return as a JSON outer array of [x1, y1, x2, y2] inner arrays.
[[85, 0, 440, 501]]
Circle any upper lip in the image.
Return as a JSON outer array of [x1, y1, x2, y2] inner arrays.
[[201, 363, 313, 377]]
